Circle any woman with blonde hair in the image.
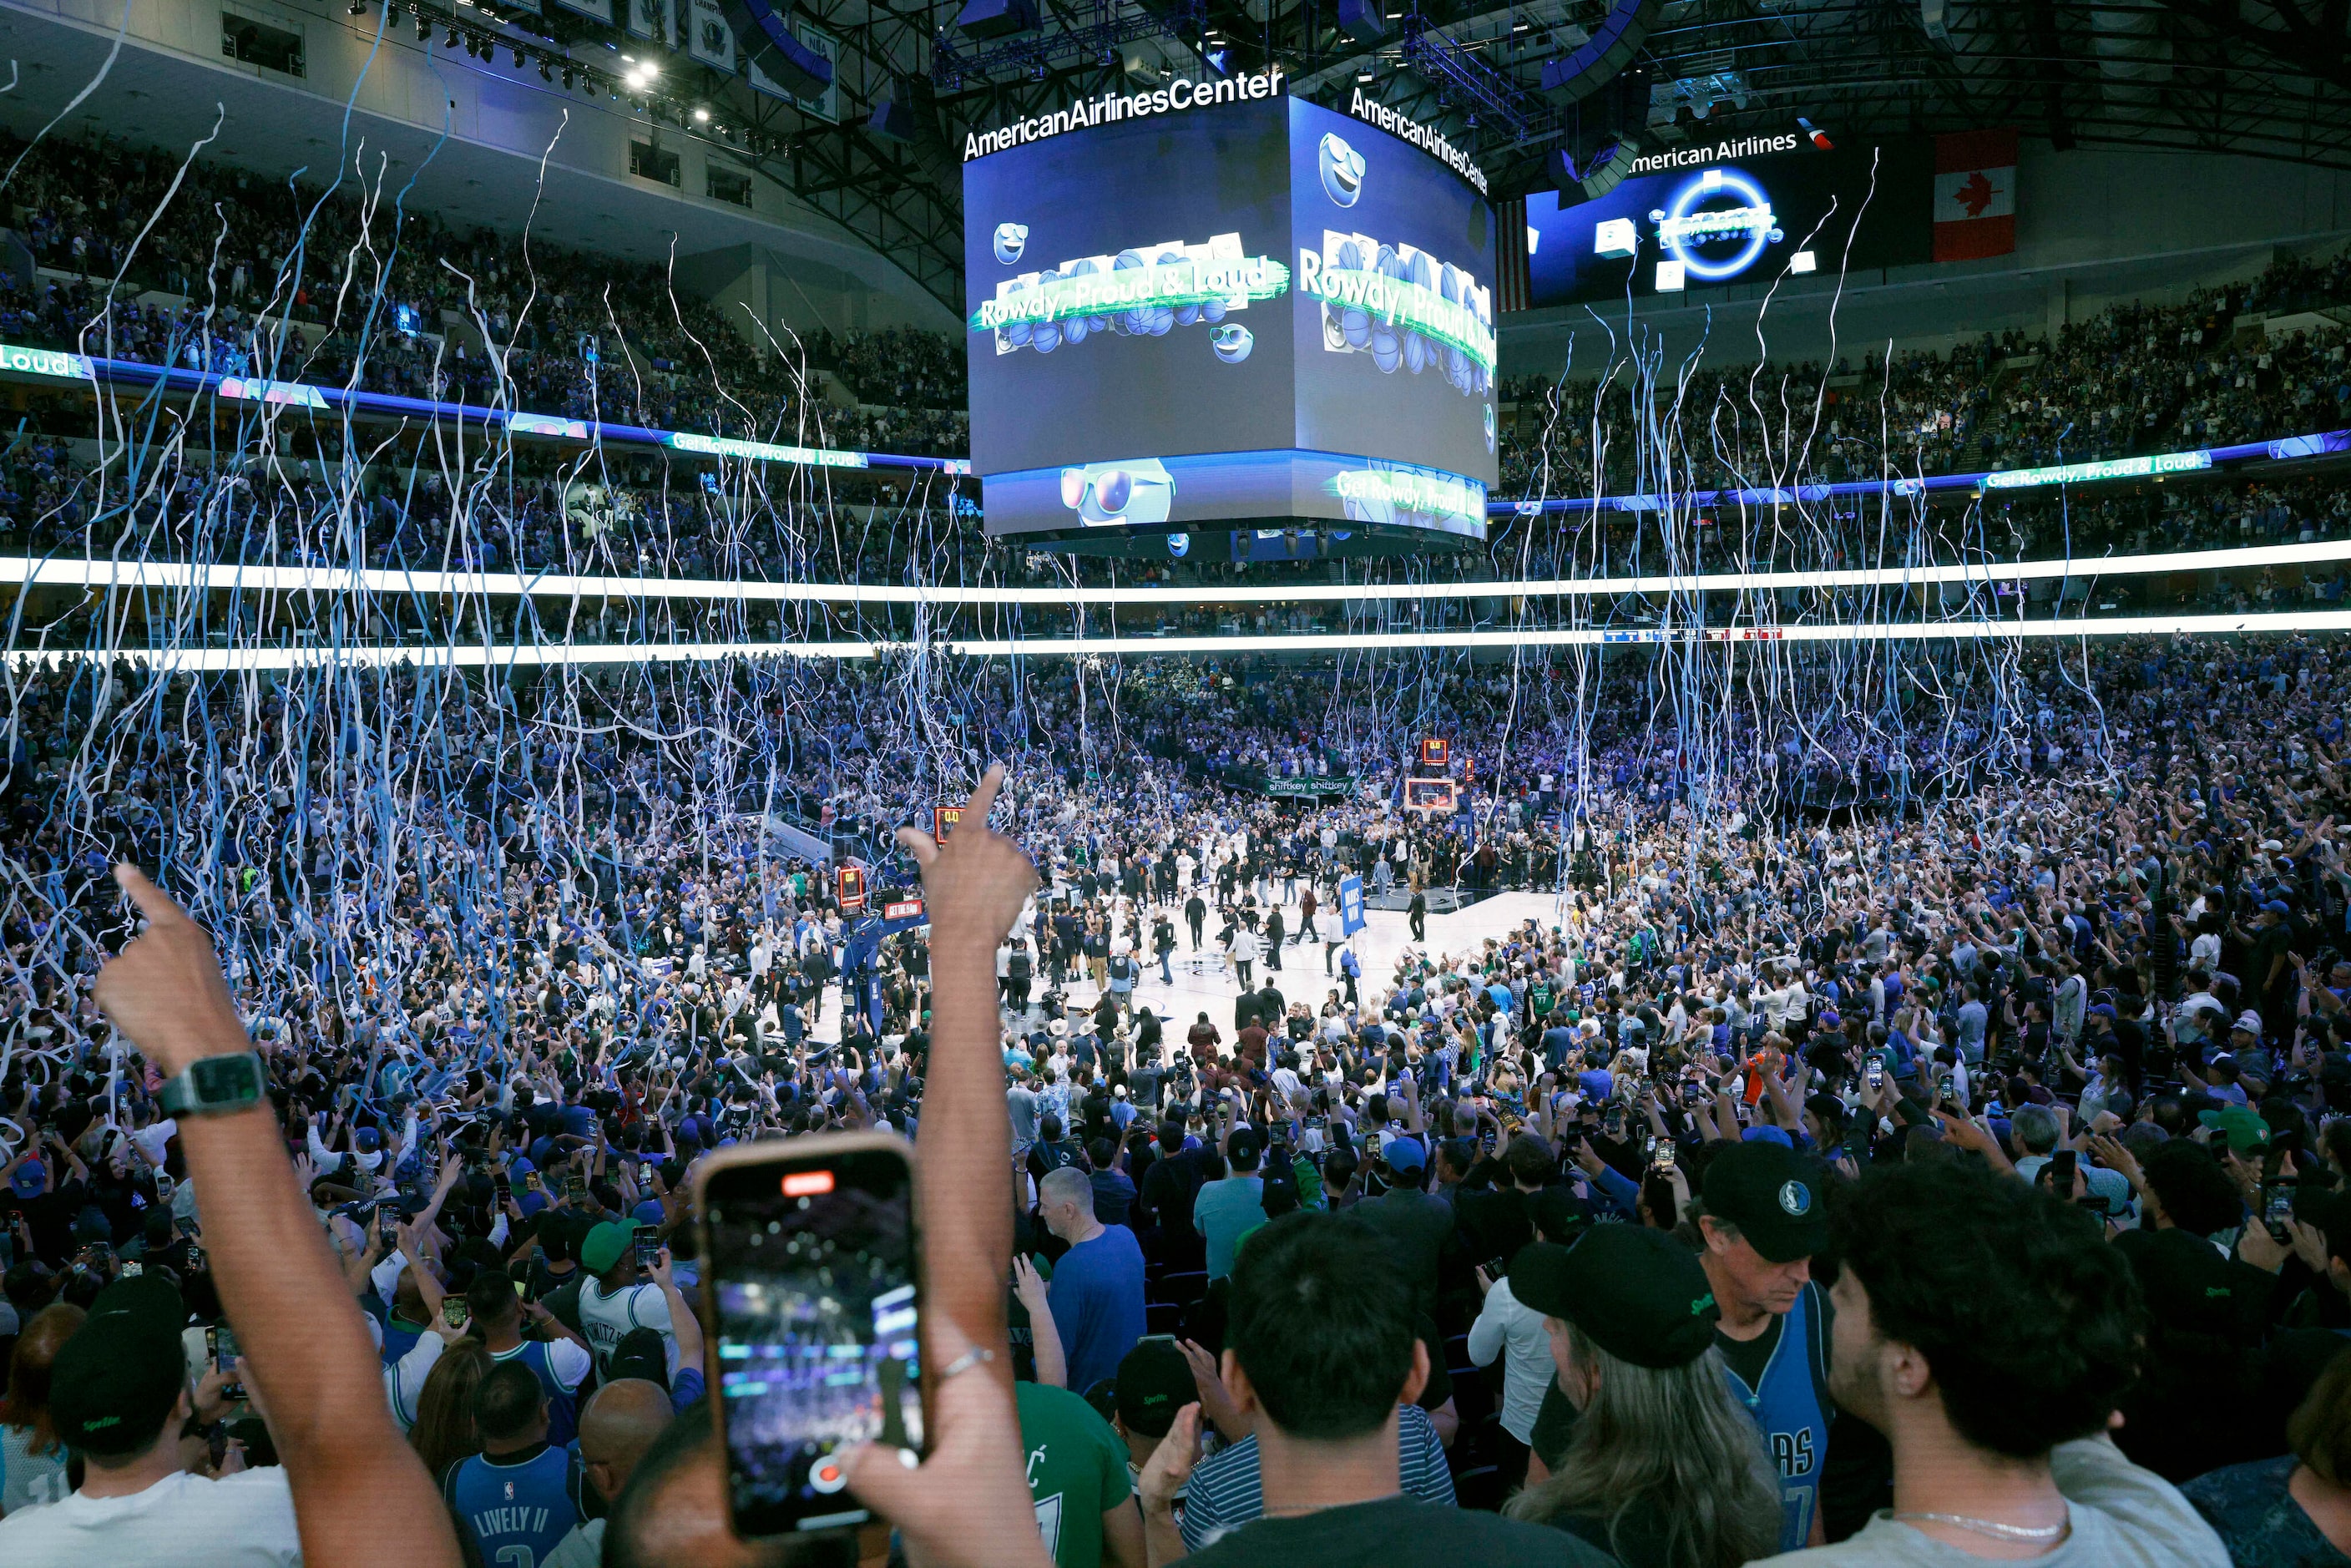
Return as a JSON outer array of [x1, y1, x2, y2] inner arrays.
[[1504, 1227, 1782, 1568], [0, 1303, 85, 1517], [407, 1338, 494, 1483]]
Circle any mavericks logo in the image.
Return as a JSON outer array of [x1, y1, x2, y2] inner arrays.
[[1777, 1180, 1812, 1216]]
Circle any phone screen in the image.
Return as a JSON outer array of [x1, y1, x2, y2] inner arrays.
[[2264, 1180, 2297, 1233], [444, 1297, 470, 1330], [2050, 1151, 2078, 1194], [702, 1144, 923, 1538]]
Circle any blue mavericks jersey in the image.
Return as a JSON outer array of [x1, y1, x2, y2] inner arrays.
[[1722, 1280, 1832, 1553], [444, 1444, 586, 1568]]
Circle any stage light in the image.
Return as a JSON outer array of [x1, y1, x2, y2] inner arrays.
[[561, 66, 574, 87], [539, 59, 553, 80], [513, 45, 525, 66], [414, 9, 429, 39], [445, 25, 460, 46], [347, 0, 367, 16], [693, 105, 710, 121]]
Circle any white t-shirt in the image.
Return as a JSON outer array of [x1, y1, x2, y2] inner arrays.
[[0, 1465, 301, 1566]]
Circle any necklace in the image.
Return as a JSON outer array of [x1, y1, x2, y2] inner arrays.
[[1890, 1510, 2070, 1543]]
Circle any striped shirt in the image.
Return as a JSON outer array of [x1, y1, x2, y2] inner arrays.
[[1177, 1403, 1454, 1554]]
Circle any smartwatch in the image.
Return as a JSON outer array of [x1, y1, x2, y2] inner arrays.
[[159, 1053, 268, 1117]]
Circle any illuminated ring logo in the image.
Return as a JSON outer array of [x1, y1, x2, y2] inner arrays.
[[1656, 168, 1774, 282]]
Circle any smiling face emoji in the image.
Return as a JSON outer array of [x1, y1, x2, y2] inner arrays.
[[1319, 133, 1366, 207], [992, 222, 1029, 265]]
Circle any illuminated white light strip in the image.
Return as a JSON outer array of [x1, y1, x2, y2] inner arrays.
[[2, 537, 2347, 608], [18, 609, 2351, 670]]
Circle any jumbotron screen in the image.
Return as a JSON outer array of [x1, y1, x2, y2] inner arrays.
[[1525, 136, 1932, 306], [963, 78, 1498, 556]]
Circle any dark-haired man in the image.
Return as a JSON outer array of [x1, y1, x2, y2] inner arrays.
[[0, 1275, 301, 1563], [1136, 1211, 1605, 1566], [1195, 1131, 1267, 1283], [443, 1360, 591, 1568], [466, 1268, 593, 1449], [1759, 1160, 2226, 1566], [1698, 1138, 1833, 1553]]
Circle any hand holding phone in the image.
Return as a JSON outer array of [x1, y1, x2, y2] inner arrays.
[[695, 1133, 923, 1540]]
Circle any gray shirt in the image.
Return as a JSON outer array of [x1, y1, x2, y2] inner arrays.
[[1757, 1436, 2227, 1568]]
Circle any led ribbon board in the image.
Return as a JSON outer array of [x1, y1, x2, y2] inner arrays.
[[1980, 449, 2212, 490], [665, 432, 870, 469], [0, 342, 94, 380]]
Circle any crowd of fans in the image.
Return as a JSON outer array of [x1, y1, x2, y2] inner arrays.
[[3, 115, 2351, 1568], [0, 129, 970, 460], [0, 626, 2334, 1565]]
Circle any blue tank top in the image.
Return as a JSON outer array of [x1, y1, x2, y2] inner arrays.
[[1722, 1282, 1830, 1553], [493, 1340, 582, 1449], [445, 1444, 583, 1568]]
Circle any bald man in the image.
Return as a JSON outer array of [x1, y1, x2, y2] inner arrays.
[[544, 1379, 677, 1568]]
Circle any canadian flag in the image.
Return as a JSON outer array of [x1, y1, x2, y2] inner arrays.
[[1934, 128, 2017, 261]]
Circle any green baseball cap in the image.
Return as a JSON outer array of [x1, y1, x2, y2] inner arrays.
[[2197, 1105, 2271, 1153], [581, 1217, 642, 1273]]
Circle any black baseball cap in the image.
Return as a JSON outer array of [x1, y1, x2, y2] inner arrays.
[[2124, 1227, 2242, 1336], [1701, 1141, 1828, 1263], [608, 1325, 671, 1392], [1115, 1339, 1195, 1438], [1509, 1227, 1721, 1370], [48, 1276, 188, 1456]]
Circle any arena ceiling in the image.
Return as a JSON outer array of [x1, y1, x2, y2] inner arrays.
[[715, 0, 2351, 313]]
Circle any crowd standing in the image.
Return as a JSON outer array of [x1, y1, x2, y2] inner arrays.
[[0, 623, 2338, 1565]]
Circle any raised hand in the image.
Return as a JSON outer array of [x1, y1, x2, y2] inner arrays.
[[93, 866, 250, 1079], [894, 766, 1038, 956]]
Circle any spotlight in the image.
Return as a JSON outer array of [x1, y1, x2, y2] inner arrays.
[[413, 8, 428, 39], [346, 0, 367, 15], [538, 59, 552, 80], [512, 45, 525, 66], [445, 25, 459, 46], [692, 105, 710, 122], [561, 66, 574, 88]]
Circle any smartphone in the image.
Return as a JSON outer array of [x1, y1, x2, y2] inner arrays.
[[1866, 1056, 1885, 1090], [2263, 1179, 2298, 1240], [444, 1297, 470, 1331], [695, 1132, 925, 1540], [1650, 1137, 1677, 1174], [210, 1323, 246, 1401], [634, 1229, 665, 1270], [119, 1259, 144, 1278], [2049, 1150, 2079, 1196], [493, 1171, 513, 1204]]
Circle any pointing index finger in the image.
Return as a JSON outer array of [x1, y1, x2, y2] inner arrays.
[[963, 764, 1006, 831], [113, 864, 184, 928]]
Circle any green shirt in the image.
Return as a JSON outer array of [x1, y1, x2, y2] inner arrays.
[[1016, 1381, 1133, 1568]]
